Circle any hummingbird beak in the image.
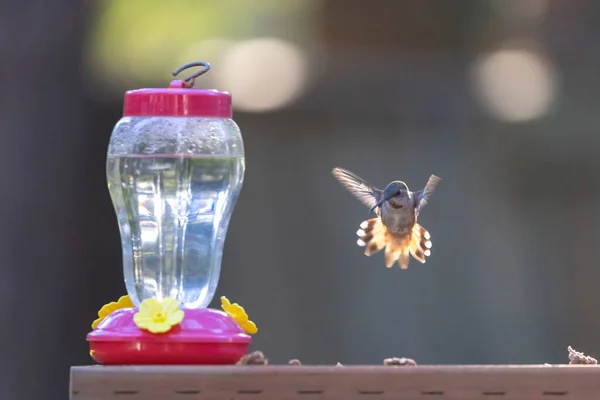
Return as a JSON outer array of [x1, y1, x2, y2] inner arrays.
[[370, 199, 385, 213], [370, 190, 395, 213]]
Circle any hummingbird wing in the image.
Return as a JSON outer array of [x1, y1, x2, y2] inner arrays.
[[415, 174, 441, 214], [332, 167, 382, 210]]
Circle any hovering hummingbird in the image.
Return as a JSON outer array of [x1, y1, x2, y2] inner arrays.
[[332, 167, 441, 269]]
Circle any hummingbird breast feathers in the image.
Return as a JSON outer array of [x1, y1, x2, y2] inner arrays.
[[380, 200, 416, 234]]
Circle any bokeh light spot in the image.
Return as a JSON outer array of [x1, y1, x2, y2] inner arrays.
[[213, 38, 308, 113], [470, 48, 558, 123]]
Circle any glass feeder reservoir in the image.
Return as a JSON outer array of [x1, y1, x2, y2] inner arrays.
[[109, 63, 244, 309]]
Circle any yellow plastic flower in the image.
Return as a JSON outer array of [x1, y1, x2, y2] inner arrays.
[[91, 295, 134, 329], [221, 296, 258, 334], [133, 297, 185, 334]]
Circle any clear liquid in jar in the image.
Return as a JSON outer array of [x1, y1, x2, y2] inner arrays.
[[106, 155, 245, 309]]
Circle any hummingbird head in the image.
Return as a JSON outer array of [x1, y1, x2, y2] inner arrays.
[[370, 181, 409, 212]]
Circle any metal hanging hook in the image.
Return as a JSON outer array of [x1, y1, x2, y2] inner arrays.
[[172, 61, 211, 88]]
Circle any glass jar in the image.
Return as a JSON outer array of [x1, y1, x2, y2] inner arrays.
[[106, 76, 245, 309]]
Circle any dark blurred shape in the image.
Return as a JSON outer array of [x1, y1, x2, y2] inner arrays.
[[0, 1, 123, 399], [383, 357, 417, 366], [237, 351, 269, 365], [319, 0, 471, 51]]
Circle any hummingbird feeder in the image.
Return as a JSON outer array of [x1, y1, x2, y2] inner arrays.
[[86, 62, 256, 365]]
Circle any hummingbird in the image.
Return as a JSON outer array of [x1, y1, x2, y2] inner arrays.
[[332, 167, 441, 269]]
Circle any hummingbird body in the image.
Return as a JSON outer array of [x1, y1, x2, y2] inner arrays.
[[379, 188, 415, 234], [332, 168, 441, 269]]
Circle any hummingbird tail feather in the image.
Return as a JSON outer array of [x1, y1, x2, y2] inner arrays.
[[356, 218, 386, 256], [408, 223, 432, 264], [357, 220, 432, 269], [384, 233, 411, 269]]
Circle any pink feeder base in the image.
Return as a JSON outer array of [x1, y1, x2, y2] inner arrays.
[[89, 341, 250, 365], [87, 307, 251, 365]]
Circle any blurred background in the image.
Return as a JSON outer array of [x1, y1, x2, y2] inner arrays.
[[2, 0, 600, 398]]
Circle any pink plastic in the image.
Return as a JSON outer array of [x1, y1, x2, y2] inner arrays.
[[123, 82, 232, 118], [87, 308, 251, 365]]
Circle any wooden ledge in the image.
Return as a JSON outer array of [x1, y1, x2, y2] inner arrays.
[[70, 364, 600, 400]]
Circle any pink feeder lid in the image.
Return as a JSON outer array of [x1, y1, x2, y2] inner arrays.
[[87, 308, 252, 344], [122, 61, 232, 118]]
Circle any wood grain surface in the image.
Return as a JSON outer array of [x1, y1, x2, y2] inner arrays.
[[70, 364, 600, 400]]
